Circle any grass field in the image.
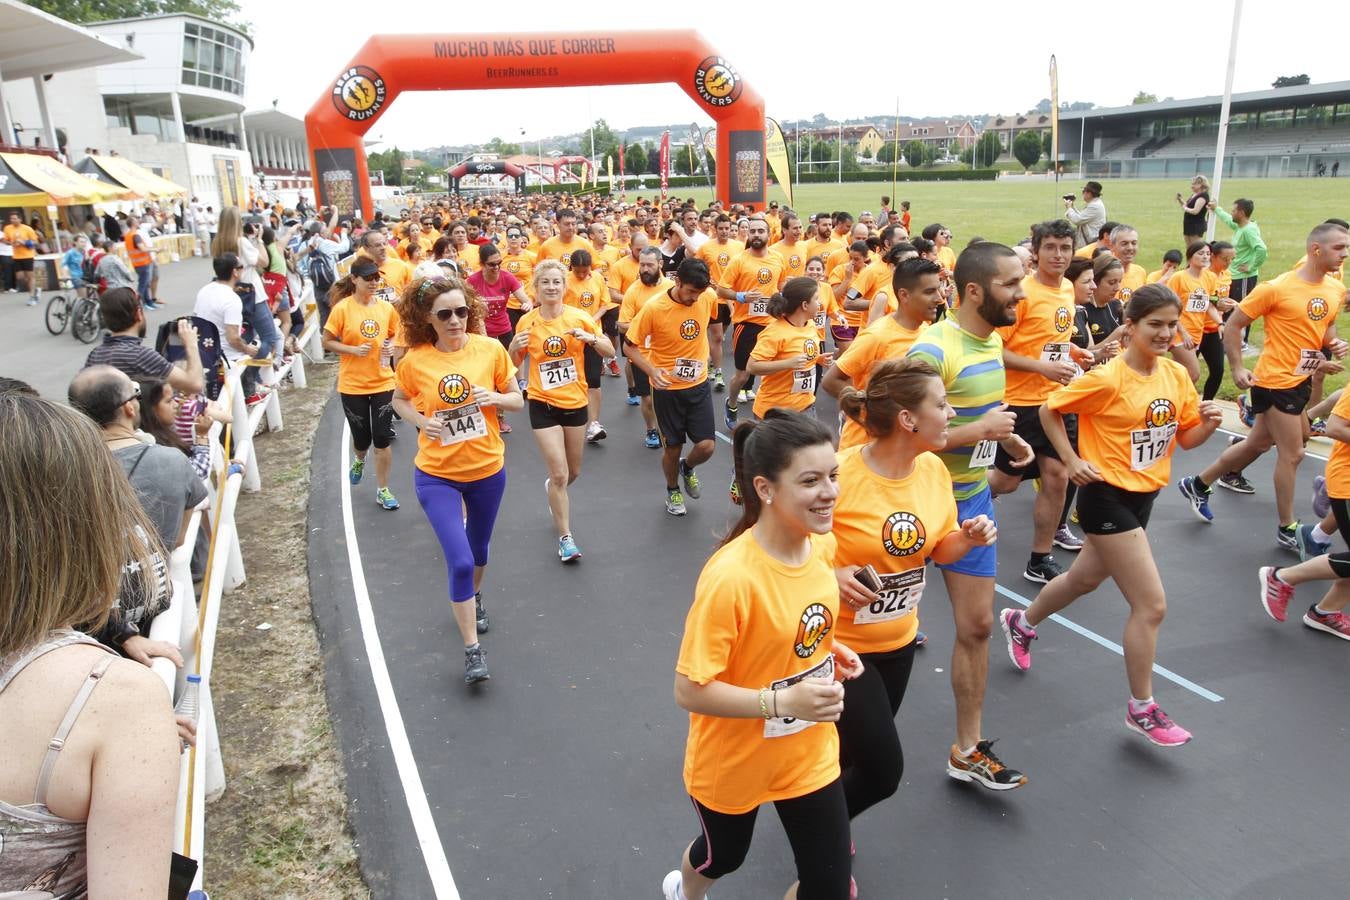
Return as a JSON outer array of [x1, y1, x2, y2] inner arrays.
[[667, 177, 1349, 401]]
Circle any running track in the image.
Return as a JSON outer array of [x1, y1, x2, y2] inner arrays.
[[307, 370, 1348, 899]]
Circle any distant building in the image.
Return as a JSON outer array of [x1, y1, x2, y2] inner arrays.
[[886, 119, 979, 154], [981, 112, 1053, 154], [806, 125, 885, 158]]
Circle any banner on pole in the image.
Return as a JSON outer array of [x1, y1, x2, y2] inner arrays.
[[606, 155, 613, 194], [1049, 55, 1060, 180], [618, 142, 626, 198], [765, 117, 793, 207], [659, 131, 670, 200]]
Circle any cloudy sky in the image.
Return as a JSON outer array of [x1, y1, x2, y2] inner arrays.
[[239, 0, 1344, 150]]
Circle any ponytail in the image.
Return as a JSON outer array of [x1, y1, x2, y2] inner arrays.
[[767, 276, 818, 319], [723, 410, 834, 547], [838, 357, 940, 439]]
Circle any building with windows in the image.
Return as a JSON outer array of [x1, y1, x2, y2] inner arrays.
[[981, 111, 1052, 156], [887, 119, 979, 155], [1058, 81, 1350, 178], [4, 10, 312, 209]]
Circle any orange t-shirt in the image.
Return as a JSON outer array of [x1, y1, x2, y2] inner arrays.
[[1322, 388, 1350, 499], [813, 282, 842, 340], [1240, 270, 1346, 390], [999, 274, 1076, 406], [536, 235, 594, 268], [1045, 354, 1201, 492], [835, 316, 928, 450], [803, 237, 843, 266], [607, 254, 641, 298], [394, 337, 517, 482], [1116, 263, 1148, 303], [563, 270, 612, 319], [676, 529, 841, 815], [696, 238, 745, 287], [1167, 269, 1221, 344], [6, 224, 39, 261], [831, 446, 957, 653], [325, 297, 400, 395], [516, 306, 599, 410], [1208, 268, 1232, 334], [625, 289, 717, 390], [618, 277, 673, 326], [750, 318, 827, 416], [501, 251, 536, 308], [721, 251, 785, 326], [592, 244, 623, 280], [770, 240, 808, 281], [853, 260, 896, 323]]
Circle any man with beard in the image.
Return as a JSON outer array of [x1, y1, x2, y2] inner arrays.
[[538, 208, 594, 268], [84, 287, 206, 395], [618, 246, 672, 448], [716, 217, 785, 423], [695, 215, 745, 392], [906, 241, 1033, 792], [803, 211, 842, 263], [990, 220, 1082, 580]]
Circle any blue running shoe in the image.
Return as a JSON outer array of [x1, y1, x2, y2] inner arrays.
[[1237, 394, 1255, 428], [1177, 475, 1214, 523], [558, 534, 581, 563]]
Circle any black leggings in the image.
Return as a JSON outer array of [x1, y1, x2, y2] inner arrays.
[[1326, 498, 1350, 578], [1199, 331, 1225, 401], [687, 779, 851, 898], [341, 390, 395, 451], [837, 642, 916, 820]]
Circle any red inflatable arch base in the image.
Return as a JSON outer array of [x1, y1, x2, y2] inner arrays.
[[304, 30, 766, 217]]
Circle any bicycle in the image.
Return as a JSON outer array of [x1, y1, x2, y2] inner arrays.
[[69, 286, 103, 344]]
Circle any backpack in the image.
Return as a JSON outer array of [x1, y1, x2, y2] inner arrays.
[[309, 245, 337, 293]]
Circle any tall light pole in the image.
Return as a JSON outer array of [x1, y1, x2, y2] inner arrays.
[[1208, 0, 1243, 239]]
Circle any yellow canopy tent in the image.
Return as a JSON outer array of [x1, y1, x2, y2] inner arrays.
[[0, 152, 131, 205], [76, 154, 188, 200]]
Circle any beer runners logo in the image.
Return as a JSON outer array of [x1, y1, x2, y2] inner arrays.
[[679, 318, 701, 341], [882, 511, 926, 557], [1118, 287, 1135, 303], [794, 602, 833, 658], [756, 267, 773, 286], [787, 253, 802, 270], [694, 56, 743, 108], [359, 319, 380, 338], [1308, 296, 1330, 321], [1054, 306, 1072, 332], [333, 66, 387, 122], [717, 251, 731, 267], [438, 373, 470, 405], [802, 338, 819, 361], [542, 335, 567, 357], [1146, 398, 1177, 428], [580, 290, 595, 308]]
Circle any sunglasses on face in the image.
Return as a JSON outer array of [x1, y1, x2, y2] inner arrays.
[[355, 272, 379, 281], [434, 306, 471, 321]]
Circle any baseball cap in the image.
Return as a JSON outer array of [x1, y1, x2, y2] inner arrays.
[[350, 258, 380, 278]]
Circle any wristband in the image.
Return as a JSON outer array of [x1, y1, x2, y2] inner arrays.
[[758, 688, 770, 719], [736, 291, 746, 304]]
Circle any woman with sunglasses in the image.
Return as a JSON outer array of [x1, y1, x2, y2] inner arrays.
[[467, 244, 531, 434], [393, 277, 523, 685], [325, 257, 403, 510], [510, 261, 615, 563]]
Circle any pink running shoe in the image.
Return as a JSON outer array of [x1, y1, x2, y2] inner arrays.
[[1302, 607, 1350, 640], [1126, 701, 1192, 747], [999, 608, 1037, 671], [1258, 566, 1294, 622]]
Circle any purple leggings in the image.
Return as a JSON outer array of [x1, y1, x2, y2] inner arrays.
[[413, 466, 507, 603]]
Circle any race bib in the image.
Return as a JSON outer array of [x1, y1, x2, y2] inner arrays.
[[750, 298, 770, 317], [814, 312, 828, 331], [1040, 342, 1071, 363], [673, 357, 705, 382], [1185, 291, 1210, 314], [791, 367, 816, 394], [764, 654, 835, 739], [436, 403, 488, 445], [374, 285, 396, 303], [970, 439, 997, 469], [1295, 349, 1324, 376], [853, 569, 925, 625], [1130, 423, 1177, 471], [539, 357, 578, 388]]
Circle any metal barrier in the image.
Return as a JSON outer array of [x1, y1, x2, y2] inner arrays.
[[158, 278, 320, 893]]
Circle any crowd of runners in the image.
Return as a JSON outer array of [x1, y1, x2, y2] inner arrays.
[[306, 188, 1347, 900]]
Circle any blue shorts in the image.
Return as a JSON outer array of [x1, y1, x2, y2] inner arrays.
[[936, 484, 997, 578]]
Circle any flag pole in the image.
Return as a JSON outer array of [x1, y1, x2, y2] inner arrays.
[[891, 97, 900, 204], [1208, 0, 1243, 240]]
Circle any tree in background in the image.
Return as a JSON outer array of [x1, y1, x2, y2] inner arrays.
[[366, 148, 405, 186], [588, 119, 620, 167], [1132, 91, 1158, 105], [1271, 74, 1310, 88], [902, 140, 927, 169], [28, 0, 248, 31], [967, 130, 1004, 168], [876, 141, 899, 165], [1013, 130, 1043, 170], [624, 141, 648, 177], [483, 136, 522, 157]]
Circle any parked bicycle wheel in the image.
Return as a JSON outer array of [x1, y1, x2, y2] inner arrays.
[[71, 297, 101, 344], [44, 294, 70, 335]]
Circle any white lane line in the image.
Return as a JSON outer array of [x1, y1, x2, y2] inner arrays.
[[339, 422, 461, 899], [1216, 426, 1327, 461], [994, 583, 1225, 703]]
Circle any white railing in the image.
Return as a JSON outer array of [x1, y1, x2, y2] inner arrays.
[[158, 279, 320, 894]]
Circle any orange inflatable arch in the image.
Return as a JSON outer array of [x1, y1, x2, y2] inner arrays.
[[304, 30, 766, 217]]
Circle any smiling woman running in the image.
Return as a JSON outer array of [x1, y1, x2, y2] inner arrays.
[[664, 410, 862, 900], [1000, 285, 1222, 746]]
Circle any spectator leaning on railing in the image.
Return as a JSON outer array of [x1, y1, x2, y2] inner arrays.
[[0, 390, 181, 898], [195, 252, 266, 403], [84, 287, 206, 394]]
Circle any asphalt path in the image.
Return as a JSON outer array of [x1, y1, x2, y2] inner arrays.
[[308, 358, 1350, 900]]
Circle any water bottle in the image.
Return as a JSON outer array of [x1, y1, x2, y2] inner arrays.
[[380, 337, 393, 370], [174, 674, 202, 750]]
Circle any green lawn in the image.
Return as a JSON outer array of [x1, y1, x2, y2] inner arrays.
[[665, 177, 1348, 401]]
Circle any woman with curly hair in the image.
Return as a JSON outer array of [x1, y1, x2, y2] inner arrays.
[[392, 276, 524, 685]]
